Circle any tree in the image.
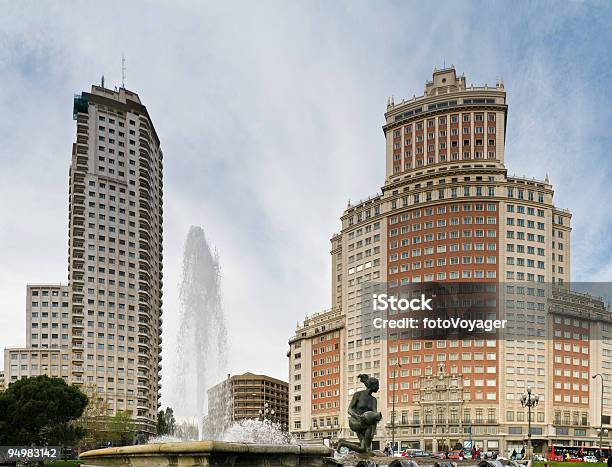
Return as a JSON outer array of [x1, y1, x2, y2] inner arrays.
[[157, 409, 168, 436], [157, 407, 176, 436], [107, 410, 135, 446], [0, 375, 88, 445], [75, 385, 110, 449], [164, 407, 176, 435]]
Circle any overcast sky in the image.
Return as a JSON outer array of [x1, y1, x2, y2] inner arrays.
[[1, 0, 612, 410]]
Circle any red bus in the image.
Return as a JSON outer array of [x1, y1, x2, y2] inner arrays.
[[548, 445, 612, 461]]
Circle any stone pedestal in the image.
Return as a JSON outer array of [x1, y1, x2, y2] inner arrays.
[[79, 440, 334, 467]]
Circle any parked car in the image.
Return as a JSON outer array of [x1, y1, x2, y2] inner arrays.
[[400, 449, 418, 458], [584, 456, 598, 463], [447, 451, 463, 460], [410, 450, 429, 458]]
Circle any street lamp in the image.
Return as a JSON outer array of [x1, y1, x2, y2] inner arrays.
[[520, 387, 539, 460], [259, 402, 275, 422], [593, 374, 606, 459], [391, 360, 402, 455]]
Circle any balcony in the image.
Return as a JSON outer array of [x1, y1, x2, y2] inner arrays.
[[139, 176, 151, 191], [76, 123, 88, 135], [71, 275, 85, 286], [139, 198, 152, 212], [139, 187, 150, 201], [139, 136, 151, 151]]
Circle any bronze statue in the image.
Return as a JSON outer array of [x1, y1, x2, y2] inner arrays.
[[336, 374, 382, 453]]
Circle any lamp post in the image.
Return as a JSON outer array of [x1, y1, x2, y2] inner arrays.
[[520, 387, 539, 460], [593, 374, 605, 460], [259, 402, 275, 422], [391, 360, 402, 455]]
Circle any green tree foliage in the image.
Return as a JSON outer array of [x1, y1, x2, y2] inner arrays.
[[0, 375, 88, 445], [74, 385, 110, 449], [157, 407, 176, 436], [157, 409, 167, 435], [106, 410, 135, 446]]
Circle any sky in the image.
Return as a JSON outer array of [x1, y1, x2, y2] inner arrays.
[[1, 0, 612, 410]]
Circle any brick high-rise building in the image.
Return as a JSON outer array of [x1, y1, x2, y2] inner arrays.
[[288, 67, 612, 454], [3, 85, 163, 433], [288, 308, 344, 441]]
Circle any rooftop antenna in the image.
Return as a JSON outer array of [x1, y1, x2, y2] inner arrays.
[[121, 53, 126, 89], [101, 75, 105, 88]]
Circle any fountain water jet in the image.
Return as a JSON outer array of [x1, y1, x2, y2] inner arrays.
[[173, 226, 229, 438]]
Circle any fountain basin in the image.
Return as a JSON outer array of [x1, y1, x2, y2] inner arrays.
[[79, 440, 334, 467]]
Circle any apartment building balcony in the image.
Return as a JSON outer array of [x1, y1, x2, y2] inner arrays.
[[72, 240, 85, 252], [138, 186, 151, 200], [72, 297, 84, 307], [138, 220, 151, 235], [75, 152, 88, 170], [72, 211, 85, 223], [139, 289, 151, 302], [139, 158, 151, 175], [139, 165, 151, 180], [138, 233, 151, 248], [76, 133, 88, 145], [75, 112, 88, 126], [139, 136, 151, 151], [71, 275, 85, 285], [138, 277, 150, 290], [72, 191, 86, 205], [139, 248, 151, 262], [76, 122, 88, 136], [71, 310, 84, 320], [139, 176, 151, 191], [72, 176, 86, 191], [72, 227, 85, 241], [71, 366, 84, 374]]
